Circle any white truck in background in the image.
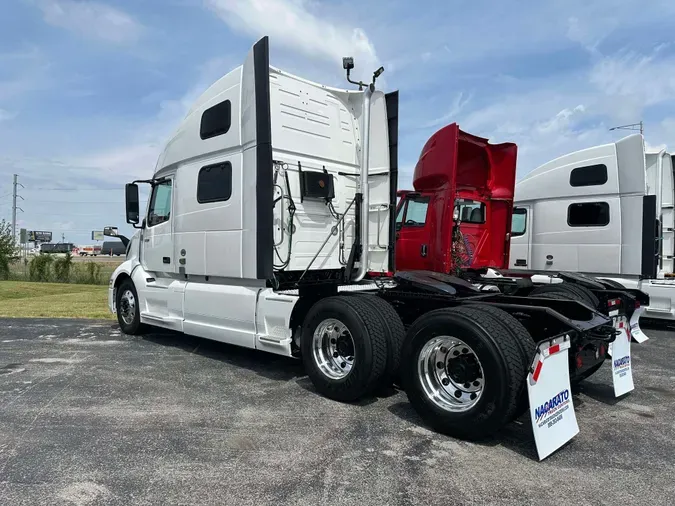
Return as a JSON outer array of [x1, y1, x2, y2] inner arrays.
[[509, 133, 673, 321]]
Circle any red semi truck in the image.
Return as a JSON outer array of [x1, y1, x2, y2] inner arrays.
[[394, 123, 649, 384]]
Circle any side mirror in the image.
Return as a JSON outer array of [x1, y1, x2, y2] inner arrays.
[[104, 226, 119, 237], [125, 183, 140, 225]]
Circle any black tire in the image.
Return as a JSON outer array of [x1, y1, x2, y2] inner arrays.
[[530, 284, 593, 306], [116, 279, 145, 335], [464, 304, 536, 420], [564, 284, 600, 308], [401, 306, 528, 440], [598, 278, 626, 289], [301, 296, 388, 402], [352, 294, 405, 388], [572, 361, 605, 384]]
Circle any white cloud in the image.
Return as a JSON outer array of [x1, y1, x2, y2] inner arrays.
[[0, 109, 17, 123], [0, 65, 51, 102], [206, 0, 378, 69], [537, 105, 586, 134], [645, 140, 667, 152], [39, 56, 236, 184], [423, 92, 473, 129], [590, 51, 675, 123], [37, 0, 143, 45]]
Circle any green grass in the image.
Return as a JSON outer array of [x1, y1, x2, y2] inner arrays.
[[0, 281, 113, 319]]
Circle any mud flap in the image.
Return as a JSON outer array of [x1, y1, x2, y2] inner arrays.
[[527, 335, 579, 461], [610, 317, 634, 397], [628, 306, 649, 343]]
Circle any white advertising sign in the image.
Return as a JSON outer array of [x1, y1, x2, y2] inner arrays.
[[628, 306, 649, 343], [610, 317, 634, 397], [527, 335, 579, 461]]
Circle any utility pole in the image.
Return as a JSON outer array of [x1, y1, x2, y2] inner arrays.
[[10, 174, 24, 241], [11, 174, 17, 239]]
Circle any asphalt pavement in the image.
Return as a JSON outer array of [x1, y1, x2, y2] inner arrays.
[[1, 318, 674, 506]]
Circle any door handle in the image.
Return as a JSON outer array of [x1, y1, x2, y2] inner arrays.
[[163, 257, 171, 264], [515, 259, 527, 266], [421, 244, 427, 257], [143, 238, 150, 243]]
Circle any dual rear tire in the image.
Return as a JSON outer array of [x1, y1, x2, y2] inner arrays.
[[400, 305, 533, 440], [302, 296, 534, 440], [301, 294, 404, 402]]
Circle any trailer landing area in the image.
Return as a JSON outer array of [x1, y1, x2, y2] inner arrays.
[[1, 319, 674, 506]]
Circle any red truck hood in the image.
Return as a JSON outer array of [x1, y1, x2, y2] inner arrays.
[[412, 123, 517, 200]]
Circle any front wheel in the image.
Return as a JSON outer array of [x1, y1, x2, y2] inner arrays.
[[116, 279, 145, 335]]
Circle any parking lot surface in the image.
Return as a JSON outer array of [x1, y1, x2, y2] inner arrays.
[[1, 319, 674, 506]]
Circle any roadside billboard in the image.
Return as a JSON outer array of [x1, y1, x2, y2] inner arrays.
[[28, 231, 52, 242]]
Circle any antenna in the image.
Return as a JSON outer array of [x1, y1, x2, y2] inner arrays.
[[609, 121, 644, 135]]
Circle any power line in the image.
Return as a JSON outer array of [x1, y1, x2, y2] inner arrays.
[[26, 213, 122, 217], [22, 200, 124, 204], [24, 187, 123, 191]]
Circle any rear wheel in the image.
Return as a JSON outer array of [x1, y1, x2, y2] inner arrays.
[[401, 306, 528, 440], [352, 294, 405, 388], [530, 283, 596, 307], [301, 296, 388, 402], [574, 361, 605, 383], [535, 292, 607, 384], [599, 278, 626, 289], [464, 304, 536, 420]]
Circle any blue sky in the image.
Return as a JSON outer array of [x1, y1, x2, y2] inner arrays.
[[1, 0, 675, 245]]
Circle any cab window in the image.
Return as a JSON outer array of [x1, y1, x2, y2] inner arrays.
[[147, 180, 172, 227], [396, 197, 430, 229], [456, 199, 485, 224], [405, 198, 429, 226], [511, 208, 527, 236]]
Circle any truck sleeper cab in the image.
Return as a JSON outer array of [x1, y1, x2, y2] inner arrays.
[[110, 37, 620, 459], [510, 133, 671, 321]]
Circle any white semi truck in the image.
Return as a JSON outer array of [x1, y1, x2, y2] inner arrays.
[[109, 37, 640, 460], [510, 133, 674, 321]]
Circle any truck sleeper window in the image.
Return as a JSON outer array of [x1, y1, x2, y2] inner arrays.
[[569, 164, 608, 187], [148, 180, 172, 227], [567, 202, 609, 227], [197, 162, 232, 203]]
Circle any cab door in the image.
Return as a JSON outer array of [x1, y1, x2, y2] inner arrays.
[[395, 195, 433, 271], [509, 205, 531, 269], [142, 178, 174, 273]]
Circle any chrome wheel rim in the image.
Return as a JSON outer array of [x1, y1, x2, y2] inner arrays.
[[418, 336, 484, 412], [119, 289, 136, 325], [312, 318, 355, 380]]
